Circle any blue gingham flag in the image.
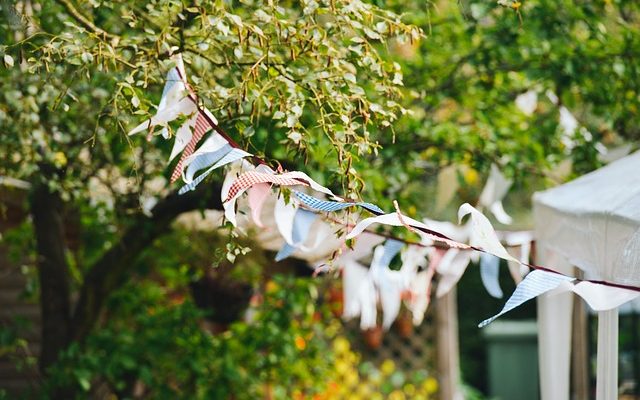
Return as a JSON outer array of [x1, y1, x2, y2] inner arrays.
[[293, 191, 383, 214], [478, 269, 575, 328], [480, 253, 503, 299], [275, 209, 319, 261]]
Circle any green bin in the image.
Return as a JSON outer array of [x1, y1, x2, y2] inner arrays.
[[484, 320, 539, 400]]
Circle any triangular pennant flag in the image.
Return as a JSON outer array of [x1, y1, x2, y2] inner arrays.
[[458, 203, 517, 262], [571, 281, 640, 311], [342, 259, 378, 330], [368, 245, 404, 329], [178, 148, 251, 195], [342, 259, 370, 320], [478, 270, 574, 328], [478, 164, 513, 224], [224, 171, 310, 203], [182, 143, 231, 183], [129, 55, 194, 137], [404, 247, 442, 325], [480, 253, 503, 298], [379, 239, 404, 268], [220, 162, 271, 226], [248, 183, 271, 228], [294, 191, 383, 214], [422, 255, 440, 316], [170, 111, 213, 182], [275, 209, 318, 261], [346, 213, 470, 250], [436, 249, 472, 298], [406, 270, 429, 325]]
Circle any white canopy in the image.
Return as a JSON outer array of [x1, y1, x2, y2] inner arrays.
[[534, 151, 640, 284], [533, 150, 640, 400]]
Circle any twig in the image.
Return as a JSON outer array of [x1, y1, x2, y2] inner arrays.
[[54, 0, 114, 39]]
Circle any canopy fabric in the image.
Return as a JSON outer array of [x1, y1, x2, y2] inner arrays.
[[533, 150, 640, 284], [533, 150, 640, 400]]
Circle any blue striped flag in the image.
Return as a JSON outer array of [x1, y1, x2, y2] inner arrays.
[[178, 148, 250, 194], [478, 269, 574, 327], [184, 143, 232, 183]]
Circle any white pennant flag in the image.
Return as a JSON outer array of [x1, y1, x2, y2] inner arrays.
[[480, 253, 503, 298], [436, 249, 473, 298], [343, 259, 378, 330], [458, 203, 517, 262], [129, 55, 196, 137], [478, 164, 513, 225]]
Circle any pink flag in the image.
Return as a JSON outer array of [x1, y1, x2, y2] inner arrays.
[[248, 183, 271, 228]]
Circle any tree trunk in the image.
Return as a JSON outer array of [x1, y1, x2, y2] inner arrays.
[[31, 183, 71, 373], [71, 183, 223, 342], [29, 180, 222, 380]]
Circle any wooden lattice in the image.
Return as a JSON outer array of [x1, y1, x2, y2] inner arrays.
[[325, 310, 438, 399]]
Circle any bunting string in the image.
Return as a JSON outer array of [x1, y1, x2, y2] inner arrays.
[[128, 55, 640, 330]]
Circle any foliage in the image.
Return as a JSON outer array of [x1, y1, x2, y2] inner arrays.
[[0, 318, 37, 370], [1, 0, 639, 397], [46, 274, 333, 399], [0, 0, 419, 196], [356, 0, 640, 214]]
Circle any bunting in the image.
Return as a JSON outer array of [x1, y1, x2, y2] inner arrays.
[[170, 111, 212, 182], [125, 58, 640, 334]]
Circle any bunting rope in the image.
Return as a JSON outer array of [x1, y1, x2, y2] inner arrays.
[[298, 202, 640, 293], [129, 56, 640, 330], [170, 60, 640, 293]]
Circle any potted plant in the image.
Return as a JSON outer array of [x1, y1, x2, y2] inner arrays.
[[362, 325, 384, 350], [395, 306, 414, 338]]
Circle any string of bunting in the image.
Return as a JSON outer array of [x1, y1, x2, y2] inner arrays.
[[128, 54, 640, 330]]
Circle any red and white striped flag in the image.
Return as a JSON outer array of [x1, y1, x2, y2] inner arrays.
[[170, 111, 212, 183], [224, 171, 311, 203]]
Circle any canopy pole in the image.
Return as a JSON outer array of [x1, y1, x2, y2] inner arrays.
[[536, 247, 573, 400], [596, 308, 618, 400], [537, 291, 573, 400]]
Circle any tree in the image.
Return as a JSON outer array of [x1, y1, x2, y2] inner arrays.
[[0, 0, 417, 382], [1, 0, 638, 397]]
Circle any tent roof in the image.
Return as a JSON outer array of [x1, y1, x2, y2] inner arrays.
[[533, 151, 640, 284]]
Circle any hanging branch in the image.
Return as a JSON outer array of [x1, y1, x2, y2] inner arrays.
[[54, 0, 114, 39]]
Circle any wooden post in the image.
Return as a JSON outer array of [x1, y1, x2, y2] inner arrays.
[[436, 286, 463, 400]]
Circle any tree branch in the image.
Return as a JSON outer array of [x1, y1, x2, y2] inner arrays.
[[71, 182, 223, 342], [55, 0, 114, 39]]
